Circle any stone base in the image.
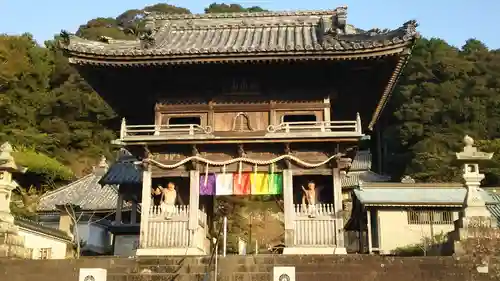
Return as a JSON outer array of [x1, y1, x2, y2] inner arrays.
[[283, 247, 346, 255], [0, 233, 30, 259], [136, 247, 207, 256]]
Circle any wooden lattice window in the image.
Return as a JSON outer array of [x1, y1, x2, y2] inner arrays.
[[407, 210, 454, 225], [38, 248, 52, 260], [232, 113, 253, 131]]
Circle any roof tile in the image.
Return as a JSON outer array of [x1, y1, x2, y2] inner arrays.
[[37, 168, 123, 212], [354, 188, 497, 206], [61, 7, 418, 60]]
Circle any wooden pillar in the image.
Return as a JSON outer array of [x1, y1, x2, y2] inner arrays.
[[332, 167, 345, 249], [376, 124, 383, 174], [115, 192, 123, 224], [283, 169, 294, 246], [367, 209, 373, 254], [188, 170, 200, 230], [323, 97, 331, 122], [131, 201, 137, 224], [139, 166, 152, 248]]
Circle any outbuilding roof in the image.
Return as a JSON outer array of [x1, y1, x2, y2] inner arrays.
[[353, 183, 497, 207], [37, 161, 126, 213]]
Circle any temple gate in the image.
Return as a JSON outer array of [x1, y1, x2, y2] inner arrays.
[[61, 6, 418, 255]]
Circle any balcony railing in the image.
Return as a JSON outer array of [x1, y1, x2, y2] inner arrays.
[[267, 113, 362, 135], [118, 113, 363, 142], [120, 121, 213, 140]]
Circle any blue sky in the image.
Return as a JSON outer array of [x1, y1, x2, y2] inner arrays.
[[1, 0, 498, 49]]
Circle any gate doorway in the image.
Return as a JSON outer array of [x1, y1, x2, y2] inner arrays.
[[214, 194, 284, 255]]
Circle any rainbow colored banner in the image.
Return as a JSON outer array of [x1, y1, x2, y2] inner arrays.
[[199, 172, 283, 195]]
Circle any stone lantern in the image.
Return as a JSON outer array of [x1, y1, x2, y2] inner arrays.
[[0, 142, 30, 258], [455, 135, 494, 221], [456, 136, 496, 233]]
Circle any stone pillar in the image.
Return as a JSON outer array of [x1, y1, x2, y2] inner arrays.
[[139, 164, 152, 249], [0, 142, 30, 258], [332, 167, 347, 254]]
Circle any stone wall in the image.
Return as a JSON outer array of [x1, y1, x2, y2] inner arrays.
[[1, 255, 500, 281]]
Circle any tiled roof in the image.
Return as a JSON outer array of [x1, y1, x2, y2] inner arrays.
[[354, 187, 497, 206], [98, 155, 143, 185], [37, 167, 123, 212], [15, 216, 72, 241], [341, 171, 390, 188], [61, 7, 418, 62], [349, 150, 372, 171], [341, 150, 390, 188]]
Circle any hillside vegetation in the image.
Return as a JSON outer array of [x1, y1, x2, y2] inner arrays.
[[1, 2, 500, 191]]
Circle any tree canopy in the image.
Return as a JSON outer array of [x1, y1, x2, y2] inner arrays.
[[384, 38, 500, 183], [1, 2, 500, 196]]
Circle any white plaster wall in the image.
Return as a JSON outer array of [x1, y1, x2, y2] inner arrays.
[[18, 228, 67, 259], [114, 235, 139, 257], [376, 210, 457, 254], [42, 221, 111, 253], [78, 223, 112, 253]]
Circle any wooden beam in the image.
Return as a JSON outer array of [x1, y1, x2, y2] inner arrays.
[[123, 137, 361, 145]]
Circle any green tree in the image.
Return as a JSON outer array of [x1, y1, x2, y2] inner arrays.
[[384, 38, 500, 182], [205, 3, 268, 13]]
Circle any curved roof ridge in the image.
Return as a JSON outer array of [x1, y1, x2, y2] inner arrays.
[[153, 7, 345, 21]]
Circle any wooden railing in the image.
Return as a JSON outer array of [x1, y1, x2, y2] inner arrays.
[[143, 205, 208, 249], [267, 113, 362, 135], [292, 203, 337, 246], [118, 113, 362, 141], [120, 118, 213, 140]]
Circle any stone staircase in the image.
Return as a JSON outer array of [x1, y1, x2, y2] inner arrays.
[[1, 254, 497, 281]]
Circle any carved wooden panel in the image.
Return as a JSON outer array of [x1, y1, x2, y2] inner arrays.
[[213, 111, 269, 131], [214, 112, 237, 131]]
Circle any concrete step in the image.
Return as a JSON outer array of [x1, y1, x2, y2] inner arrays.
[[131, 254, 389, 266], [107, 272, 353, 281], [108, 263, 374, 275]]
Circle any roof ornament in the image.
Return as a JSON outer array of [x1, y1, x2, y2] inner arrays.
[[0, 142, 25, 173], [334, 6, 347, 32], [98, 155, 108, 169], [402, 20, 418, 37], [319, 6, 348, 39], [318, 17, 332, 36], [143, 11, 156, 33], [140, 11, 157, 49], [58, 30, 71, 46], [400, 175, 415, 184], [456, 135, 493, 161], [98, 36, 113, 43]]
